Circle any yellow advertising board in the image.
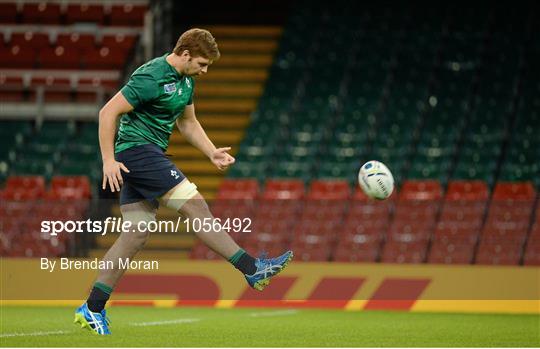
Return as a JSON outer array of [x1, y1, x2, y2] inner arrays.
[[1, 258, 538, 314]]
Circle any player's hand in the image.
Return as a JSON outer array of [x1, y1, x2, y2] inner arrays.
[[102, 159, 130, 192], [211, 147, 235, 171]]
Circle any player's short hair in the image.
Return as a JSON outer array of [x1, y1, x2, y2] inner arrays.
[[173, 28, 220, 61]]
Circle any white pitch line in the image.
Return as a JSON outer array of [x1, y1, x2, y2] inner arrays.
[[0, 330, 72, 338], [249, 309, 299, 317], [130, 318, 200, 327]]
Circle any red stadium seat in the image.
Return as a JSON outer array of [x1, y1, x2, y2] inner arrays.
[[381, 240, 428, 264], [475, 182, 534, 265], [78, 77, 119, 89], [243, 231, 288, 256], [84, 47, 126, 70], [6, 176, 45, 192], [445, 180, 489, 201], [293, 220, 337, 239], [39, 46, 81, 69], [256, 197, 301, 217], [22, 2, 62, 24], [211, 199, 254, 221], [2, 188, 43, 202], [262, 179, 305, 200], [101, 34, 137, 51], [428, 240, 474, 264], [32, 76, 73, 101], [0, 3, 18, 23], [0, 75, 24, 86], [56, 33, 96, 50], [300, 200, 347, 225], [343, 187, 393, 263], [216, 179, 259, 199], [66, 4, 106, 24], [524, 227, 540, 265], [290, 233, 331, 261], [0, 46, 36, 68], [110, 4, 147, 26], [0, 91, 26, 102], [43, 90, 73, 102], [332, 247, 378, 263], [303, 182, 348, 211], [50, 176, 92, 199], [475, 242, 523, 265], [10, 32, 51, 49], [31, 76, 71, 87], [381, 181, 441, 264], [333, 232, 382, 262], [308, 180, 351, 200], [399, 180, 443, 201], [492, 182, 536, 201]]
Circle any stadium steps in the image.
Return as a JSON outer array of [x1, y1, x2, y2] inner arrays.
[[169, 25, 280, 199], [194, 99, 257, 113], [198, 69, 268, 82], [197, 114, 250, 128], [203, 26, 282, 37], [196, 83, 264, 97], [170, 130, 244, 145]]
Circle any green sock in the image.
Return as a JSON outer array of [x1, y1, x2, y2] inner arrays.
[[87, 282, 113, 312], [228, 249, 256, 275]]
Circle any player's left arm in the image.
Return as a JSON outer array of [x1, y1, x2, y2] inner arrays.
[[176, 104, 235, 171]]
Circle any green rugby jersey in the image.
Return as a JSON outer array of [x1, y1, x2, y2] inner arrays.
[[115, 54, 195, 153]]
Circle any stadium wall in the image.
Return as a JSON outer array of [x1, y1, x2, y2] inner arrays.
[[1, 258, 538, 314]]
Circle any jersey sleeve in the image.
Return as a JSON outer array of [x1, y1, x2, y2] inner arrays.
[[120, 72, 159, 109]]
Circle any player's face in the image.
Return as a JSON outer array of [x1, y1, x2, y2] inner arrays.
[[185, 56, 212, 76]]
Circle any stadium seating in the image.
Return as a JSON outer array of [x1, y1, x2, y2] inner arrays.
[[334, 187, 393, 262], [523, 205, 540, 265], [1, 0, 143, 186], [1, 2, 147, 26], [428, 181, 489, 264], [0, 173, 91, 257], [476, 183, 536, 265], [3, 2, 539, 265]]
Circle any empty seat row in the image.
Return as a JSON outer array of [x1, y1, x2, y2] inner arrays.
[[1, 32, 137, 51], [191, 179, 539, 266], [0, 45, 132, 69], [0, 2, 147, 26]]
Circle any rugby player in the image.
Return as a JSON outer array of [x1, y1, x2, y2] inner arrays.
[[74, 28, 293, 335]]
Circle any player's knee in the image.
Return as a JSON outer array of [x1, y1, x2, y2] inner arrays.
[[164, 179, 199, 212], [121, 207, 155, 249], [132, 230, 150, 250]]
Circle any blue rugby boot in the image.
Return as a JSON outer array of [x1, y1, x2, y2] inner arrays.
[[245, 250, 293, 291], [74, 303, 111, 335]]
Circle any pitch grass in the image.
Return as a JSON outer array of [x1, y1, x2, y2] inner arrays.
[[0, 306, 538, 347]]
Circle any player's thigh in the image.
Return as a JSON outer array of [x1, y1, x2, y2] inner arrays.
[[160, 178, 207, 214]]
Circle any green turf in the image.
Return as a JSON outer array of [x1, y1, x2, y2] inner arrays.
[[0, 306, 538, 347]]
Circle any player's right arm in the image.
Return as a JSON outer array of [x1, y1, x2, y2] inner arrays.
[[99, 92, 133, 192]]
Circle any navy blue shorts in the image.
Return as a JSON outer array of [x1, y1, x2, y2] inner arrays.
[[115, 144, 186, 207]]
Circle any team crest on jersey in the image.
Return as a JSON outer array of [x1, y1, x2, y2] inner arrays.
[[164, 82, 176, 94]]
